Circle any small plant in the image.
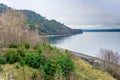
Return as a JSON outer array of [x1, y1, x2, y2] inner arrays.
[[17, 46, 25, 57], [14, 64, 20, 69], [0, 55, 6, 64], [6, 49, 19, 64], [8, 42, 17, 48], [56, 53, 75, 79], [34, 44, 44, 51], [20, 58, 25, 67], [24, 42, 30, 49]]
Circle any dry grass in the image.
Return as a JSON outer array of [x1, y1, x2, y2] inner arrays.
[[74, 57, 116, 80], [0, 63, 42, 80]]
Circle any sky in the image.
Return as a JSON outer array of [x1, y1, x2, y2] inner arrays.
[[0, 0, 120, 29]]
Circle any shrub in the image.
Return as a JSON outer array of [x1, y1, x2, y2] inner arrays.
[[57, 53, 75, 79], [17, 46, 25, 57], [20, 58, 25, 67], [6, 49, 21, 64], [9, 42, 17, 48], [41, 59, 57, 80], [24, 52, 43, 68], [24, 42, 30, 49], [39, 51, 75, 80], [34, 43, 44, 51], [0, 55, 6, 64]]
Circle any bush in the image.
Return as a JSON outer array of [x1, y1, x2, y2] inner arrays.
[[41, 59, 57, 80], [39, 52, 75, 80], [0, 55, 6, 64], [20, 58, 25, 67], [17, 46, 25, 57], [57, 53, 75, 79], [34, 43, 44, 51], [24, 42, 30, 49], [9, 42, 17, 48], [6, 49, 21, 64], [24, 52, 43, 68]]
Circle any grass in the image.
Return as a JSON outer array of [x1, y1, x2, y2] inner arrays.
[[73, 57, 115, 80], [0, 58, 115, 80], [0, 44, 116, 80], [0, 63, 41, 80]]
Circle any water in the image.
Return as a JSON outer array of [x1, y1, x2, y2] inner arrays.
[[48, 32, 120, 57]]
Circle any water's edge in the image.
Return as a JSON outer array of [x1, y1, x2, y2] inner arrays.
[[57, 47, 101, 66]]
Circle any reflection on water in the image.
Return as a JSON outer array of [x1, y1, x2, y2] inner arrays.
[[48, 35, 71, 44], [48, 32, 120, 57]]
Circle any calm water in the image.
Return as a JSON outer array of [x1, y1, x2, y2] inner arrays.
[[48, 32, 120, 57]]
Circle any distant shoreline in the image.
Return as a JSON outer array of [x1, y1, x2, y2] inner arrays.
[[40, 33, 79, 37], [46, 34, 71, 37], [82, 29, 120, 32]]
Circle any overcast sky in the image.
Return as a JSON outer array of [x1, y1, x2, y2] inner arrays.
[[1, 0, 120, 29]]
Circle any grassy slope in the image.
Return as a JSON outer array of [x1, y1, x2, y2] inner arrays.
[[0, 56, 115, 80], [0, 43, 115, 80], [73, 57, 115, 80], [0, 63, 41, 80]]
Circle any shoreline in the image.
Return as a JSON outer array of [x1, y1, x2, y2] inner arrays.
[[40, 35, 68, 37], [39, 34, 76, 38], [57, 47, 101, 66], [58, 47, 120, 67]]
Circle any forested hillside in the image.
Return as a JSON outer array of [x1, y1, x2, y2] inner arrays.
[[0, 3, 82, 35]]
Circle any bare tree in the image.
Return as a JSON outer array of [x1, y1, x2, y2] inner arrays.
[[99, 49, 120, 64], [99, 49, 120, 79], [0, 9, 41, 47], [1, 9, 25, 28], [0, 9, 24, 45]]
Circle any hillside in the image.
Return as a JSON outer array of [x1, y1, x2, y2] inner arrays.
[[0, 3, 82, 35], [0, 43, 115, 80]]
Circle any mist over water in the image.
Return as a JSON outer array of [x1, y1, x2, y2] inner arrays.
[[48, 32, 120, 57]]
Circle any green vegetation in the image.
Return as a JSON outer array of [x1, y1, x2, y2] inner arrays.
[[24, 42, 30, 49], [21, 10, 83, 35], [0, 43, 76, 80], [74, 57, 115, 80], [8, 42, 18, 48], [0, 43, 116, 80], [0, 54, 6, 64]]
